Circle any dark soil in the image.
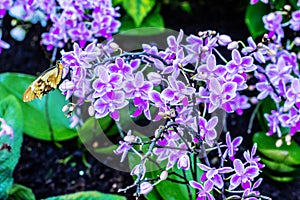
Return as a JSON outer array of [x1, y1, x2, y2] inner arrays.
[[1, 0, 300, 199]]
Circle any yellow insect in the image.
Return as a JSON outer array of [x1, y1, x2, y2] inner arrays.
[[22, 61, 64, 102]]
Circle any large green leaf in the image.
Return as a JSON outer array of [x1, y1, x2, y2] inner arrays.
[[245, 2, 269, 39], [0, 95, 23, 199], [8, 184, 35, 200], [253, 131, 300, 166], [122, 0, 156, 27], [0, 73, 77, 141], [43, 191, 127, 200]]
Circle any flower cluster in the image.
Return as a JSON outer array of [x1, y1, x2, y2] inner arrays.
[[0, 0, 120, 52], [59, 28, 266, 199], [244, 2, 300, 140]]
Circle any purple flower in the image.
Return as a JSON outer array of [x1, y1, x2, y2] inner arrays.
[[229, 159, 260, 190], [284, 78, 300, 111], [244, 143, 264, 169], [279, 107, 300, 136], [198, 164, 232, 189], [263, 12, 284, 41], [124, 71, 153, 100], [241, 37, 267, 63], [161, 76, 195, 106], [93, 91, 128, 121], [0, 0, 13, 18], [114, 131, 133, 162], [208, 78, 237, 113], [255, 80, 281, 102], [226, 49, 256, 79], [0, 118, 13, 139], [290, 10, 300, 31], [193, 116, 218, 147], [108, 57, 133, 77], [189, 180, 215, 200], [242, 178, 263, 200], [265, 56, 293, 86], [264, 110, 282, 137], [195, 54, 227, 81], [92, 68, 123, 98], [225, 132, 243, 161], [68, 22, 93, 48], [229, 94, 251, 115]]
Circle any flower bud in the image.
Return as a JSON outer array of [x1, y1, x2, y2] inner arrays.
[[218, 34, 232, 46], [140, 182, 153, 195], [160, 171, 168, 180], [62, 104, 69, 112], [124, 135, 136, 143], [88, 105, 95, 116], [275, 139, 283, 147], [227, 41, 239, 50]]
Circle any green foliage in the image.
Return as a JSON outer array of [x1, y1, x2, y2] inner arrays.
[[0, 73, 77, 141], [245, 2, 269, 39], [122, 0, 156, 27], [120, 4, 164, 35], [8, 184, 36, 200], [43, 191, 127, 200], [0, 95, 23, 199], [253, 131, 300, 182], [290, 0, 300, 8], [256, 97, 276, 132]]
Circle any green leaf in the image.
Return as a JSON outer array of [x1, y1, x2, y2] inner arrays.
[[0, 95, 23, 199], [289, 0, 300, 8], [122, 0, 156, 27], [43, 191, 127, 200], [0, 73, 77, 141], [262, 167, 298, 182], [245, 2, 269, 39], [253, 131, 300, 165], [260, 157, 299, 173], [120, 11, 164, 36], [256, 97, 276, 132], [8, 184, 35, 200]]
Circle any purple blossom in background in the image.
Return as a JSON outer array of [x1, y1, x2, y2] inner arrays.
[[279, 107, 300, 136], [265, 56, 293, 86], [229, 94, 251, 115], [290, 10, 300, 31], [284, 78, 300, 111], [0, 118, 13, 139], [229, 159, 260, 190], [241, 37, 267, 63], [263, 12, 284, 41], [255, 79, 281, 103], [225, 132, 243, 161], [208, 78, 237, 113], [189, 180, 215, 200], [0, 0, 13, 18], [198, 163, 232, 189], [264, 110, 282, 137]]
